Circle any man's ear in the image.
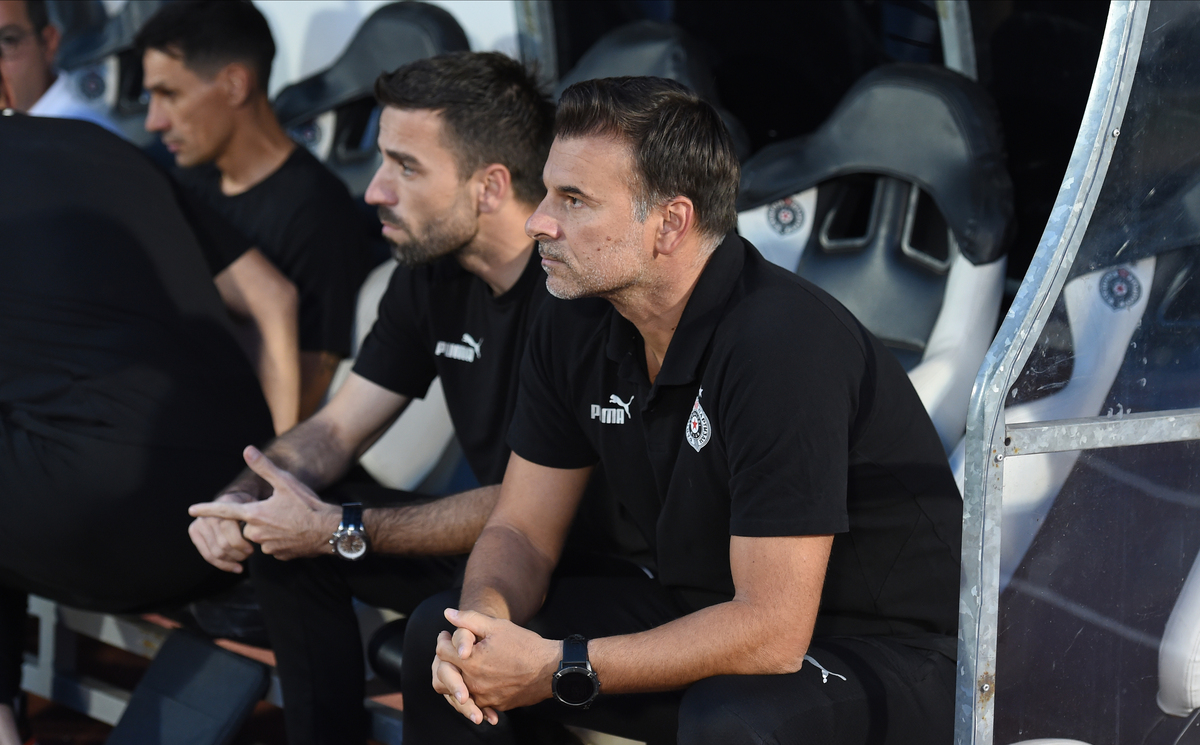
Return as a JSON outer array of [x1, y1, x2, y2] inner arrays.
[[39, 23, 61, 66], [218, 63, 253, 107], [654, 196, 697, 256], [477, 163, 512, 214]]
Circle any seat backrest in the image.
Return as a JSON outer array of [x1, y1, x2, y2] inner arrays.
[[53, 0, 166, 148], [554, 20, 750, 161], [273, 1, 469, 197], [737, 63, 1014, 449]]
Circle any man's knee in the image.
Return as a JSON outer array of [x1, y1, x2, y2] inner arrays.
[[677, 675, 837, 745], [400, 589, 461, 689]]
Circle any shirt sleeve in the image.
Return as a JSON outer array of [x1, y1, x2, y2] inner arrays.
[[506, 305, 599, 470], [352, 265, 438, 399], [717, 300, 866, 537], [171, 179, 252, 276]]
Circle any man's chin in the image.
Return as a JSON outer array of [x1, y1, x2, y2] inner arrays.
[[388, 240, 457, 268]]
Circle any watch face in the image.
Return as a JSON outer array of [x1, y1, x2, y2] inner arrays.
[[553, 668, 597, 706], [336, 531, 368, 560]]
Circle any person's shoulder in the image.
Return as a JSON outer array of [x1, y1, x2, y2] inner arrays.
[[275, 147, 355, 201], [531, 295, 611, 348]]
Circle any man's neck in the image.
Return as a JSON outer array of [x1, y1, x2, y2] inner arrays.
[[610, 248, 712, 384], [457, 205, 537, 297], [215, 98, 296, 196]]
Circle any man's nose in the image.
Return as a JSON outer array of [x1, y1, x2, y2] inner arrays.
[[363, 168, 394, 207], [144, 98, 167, 132], [525, 204, 560, 241]]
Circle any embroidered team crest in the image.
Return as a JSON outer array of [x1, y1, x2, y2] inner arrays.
[[686, 394, 711, 452], [1099, 267, 1142, 310], [767, 197, 805, 236]]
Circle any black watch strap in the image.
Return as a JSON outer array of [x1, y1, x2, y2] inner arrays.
[[560, 635, 589, 668], [340, 502, 363, 532]]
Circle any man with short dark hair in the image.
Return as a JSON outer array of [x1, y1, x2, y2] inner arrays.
[[186, 52, 642, 745], [407, 76, 962, 745], [137, 0, 372, 420]]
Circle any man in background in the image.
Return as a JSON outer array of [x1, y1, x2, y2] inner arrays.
[[137, 0, 373, 420]]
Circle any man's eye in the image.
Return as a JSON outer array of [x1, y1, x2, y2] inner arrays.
[[567, 197, 583, 208]]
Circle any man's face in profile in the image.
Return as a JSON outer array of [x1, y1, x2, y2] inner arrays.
[[0, 0, 58, 112], [365, 106, 478, 266], [526, 135, 653, 300], [142, 48, 236, 168]]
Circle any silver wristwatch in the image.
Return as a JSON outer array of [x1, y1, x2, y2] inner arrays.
[[330, 502, 369, 560]]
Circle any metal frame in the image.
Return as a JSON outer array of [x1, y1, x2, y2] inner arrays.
[[954, 2, 1151, 743], [937, 1, 977, 80]]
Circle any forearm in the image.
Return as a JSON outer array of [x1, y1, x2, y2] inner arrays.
[[219, 416, 355, 500], [251, 304, 301, 435], [366, 485, 500, 556], [589, 598, 814, 694], [459, 523, 557, 624]]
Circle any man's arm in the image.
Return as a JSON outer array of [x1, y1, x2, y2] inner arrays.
[[299, 350, 342, 421], [214, 248, 301, 434]]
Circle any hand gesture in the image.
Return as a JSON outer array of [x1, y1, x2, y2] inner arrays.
[[432, 608, 559, 724], [189, 445, 341, 561], [187, 490, 257, 573]]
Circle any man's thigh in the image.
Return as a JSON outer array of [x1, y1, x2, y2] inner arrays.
[[676, 637, 956, 745]]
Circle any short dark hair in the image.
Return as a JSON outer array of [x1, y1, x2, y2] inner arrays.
[[135, 1, 275, 92], [556, 77, 739, 244], [25, 0, 49, 35], [374, 51, 555, 207]]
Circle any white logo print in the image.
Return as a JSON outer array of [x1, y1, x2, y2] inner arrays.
[[685, 387, 711, 452], [434, 333, 483, 362], [591, 394, 634, 424]]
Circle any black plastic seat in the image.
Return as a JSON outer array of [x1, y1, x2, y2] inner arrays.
[[737, 63, 1014, 450], [273, 1, 469, 197], [554, 20, 751, 161]]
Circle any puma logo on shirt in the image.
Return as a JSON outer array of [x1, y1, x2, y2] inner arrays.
[[591, 394, 633, 424], [435, 333, 483, 362]]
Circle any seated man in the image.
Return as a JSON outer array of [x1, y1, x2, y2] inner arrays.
[[187, 52, 643, 745], [137, 0, 373, 420], [409, 77, 963, 745], [0, 0, 303, 434], [0, 0, 120, 133], [0, 113, 274, 743]]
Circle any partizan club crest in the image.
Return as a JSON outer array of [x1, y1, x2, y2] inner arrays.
[[767, 197, 805, 236], [1099, 267, 1142, 310], [686, 390, 711, 452]]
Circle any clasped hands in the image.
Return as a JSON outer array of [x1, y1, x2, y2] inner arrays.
[[187, 445, 341, 571], [432, 608, 561, 725]]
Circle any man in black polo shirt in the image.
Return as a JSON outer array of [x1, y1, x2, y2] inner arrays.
[[187, 53, 642, 745], [137, 1, 372, 420], [409, 77, 963, 744]]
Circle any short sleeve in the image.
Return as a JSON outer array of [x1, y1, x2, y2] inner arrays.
[[717, 299, 866, 537], [282, 207, 369, 356], [506, 306, 599, 470], [352, 266, 438, 398], [171, 180, 251, 276]]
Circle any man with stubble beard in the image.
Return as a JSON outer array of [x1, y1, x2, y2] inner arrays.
[[186, 52, 647, 745]]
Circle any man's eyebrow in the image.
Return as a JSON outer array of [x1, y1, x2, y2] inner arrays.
[[0, 24, 26, 34], [383, 148, 420, 166], [556, 185, 593, 200]]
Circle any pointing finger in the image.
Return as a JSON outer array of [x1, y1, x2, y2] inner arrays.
[[189, 501, 254, 521]]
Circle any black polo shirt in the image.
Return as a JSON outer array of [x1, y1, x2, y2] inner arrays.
[[353, 250, 547, 485], [509, 234, 962, 652]]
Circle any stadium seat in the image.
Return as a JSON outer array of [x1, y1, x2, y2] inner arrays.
[[52, 0, 166, 147], [553, 20, 751, 161], [737, 63, 1014, 452], [273, 1, 469, 197]]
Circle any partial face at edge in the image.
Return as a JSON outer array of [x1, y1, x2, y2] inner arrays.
[[526, 135, 655, 300], [0, 0, 57, 112], [142, 48, 236, 168], [364, 106, 479, 267]]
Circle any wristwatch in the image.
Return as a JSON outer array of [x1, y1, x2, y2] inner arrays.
[[329, 502, 369, 560], [552, 635, 599, 708]]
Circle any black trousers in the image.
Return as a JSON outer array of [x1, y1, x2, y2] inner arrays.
[[0, 426, 260, 703], [248, 483, 459, 745], [401, 576, 956, 745]]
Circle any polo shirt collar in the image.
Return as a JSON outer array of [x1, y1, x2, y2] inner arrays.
[[606, 232, 745, 390]]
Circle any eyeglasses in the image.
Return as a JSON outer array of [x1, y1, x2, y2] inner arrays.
[[0, 27, 33, 60]]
